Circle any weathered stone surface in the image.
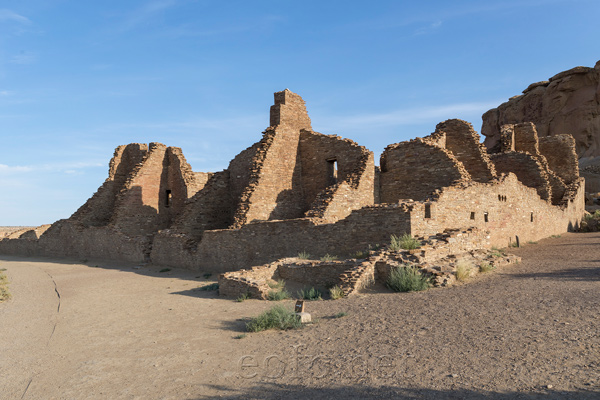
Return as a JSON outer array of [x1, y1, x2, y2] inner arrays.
[[482, 60, 600, 159], [0, 90, 586, 274]]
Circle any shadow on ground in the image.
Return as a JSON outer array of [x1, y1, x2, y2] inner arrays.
[[194, 383, 600, 400]]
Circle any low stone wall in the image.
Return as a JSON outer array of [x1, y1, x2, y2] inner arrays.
[[218, 228, 495, 299]]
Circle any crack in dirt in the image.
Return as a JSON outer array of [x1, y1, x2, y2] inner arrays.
[[44, 271, 61, 346], [20, 377, 33, 399]]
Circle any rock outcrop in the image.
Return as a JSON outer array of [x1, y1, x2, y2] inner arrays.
[[482, 61, 600, 158]]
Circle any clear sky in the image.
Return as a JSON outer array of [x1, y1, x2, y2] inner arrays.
[[1, 0, 599, 226]]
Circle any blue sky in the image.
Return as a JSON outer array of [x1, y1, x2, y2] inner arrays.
[[1, 0, 599, 226]]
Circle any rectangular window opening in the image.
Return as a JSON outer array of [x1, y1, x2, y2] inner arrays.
[[327, 158, 338, 185], [424, 204, 431, 219], [530, 212, 534, 222], [470, 212, 475, 220], [165, 189, 172, 208], [484, 212, 489, 223]]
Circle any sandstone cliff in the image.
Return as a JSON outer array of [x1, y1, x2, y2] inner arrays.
[[482, 61, 600, 158]]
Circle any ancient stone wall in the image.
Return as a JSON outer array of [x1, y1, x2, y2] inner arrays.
[[410, 173, 585, 247], [379, 135, 470, 203], [0, 89, 586, 273], [491, 152, 552, 201], [152, 204, 413, 271], [538, 134, 579, 184], [70, 143, 148, 227], [495, 123, 569, 204], [164, 170, 233, 240], [435, 119, 497, 182], [301, 130, 375, 221]]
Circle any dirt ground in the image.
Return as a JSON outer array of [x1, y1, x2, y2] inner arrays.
[[1, 232, 599, 399]]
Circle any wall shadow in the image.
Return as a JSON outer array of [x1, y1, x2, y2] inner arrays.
[[193, 383, 599, 400]]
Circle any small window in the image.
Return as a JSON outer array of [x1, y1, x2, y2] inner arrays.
[[470, 212, 475, 220], [165, 189, 172, 207], [484, 212, 489, 223], [327, 158, 338, 185], [530, 212, 534, 222], [424, 204, 431, 219], [498, 194, 502, 201]]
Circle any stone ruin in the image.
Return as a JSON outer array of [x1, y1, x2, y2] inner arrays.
[[0, 89, 585, 296], [482, 59, 600, 195]]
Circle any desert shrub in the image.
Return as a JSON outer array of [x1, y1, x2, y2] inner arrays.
[[203, 272, 212, 279], [297, 251, 311, 260], [390, 234, 421, 251], [329, 285, 344, 300], [236, 293, 250, 302], [159, 268, 171, 273], [297, 287, 322, 301], [386, 265, 431, 292], [246, 305, 302, 332], [479, 262, 495, 273], [0, 271, 10, 302], [268, 279, 286, 289], [455, 261, 474, 281], [351, 250, 370, 259], [320, 254, 338, 262], [199, 283, 219, 291], [267, 289, 291, 301], [334, 311, 348, 318]]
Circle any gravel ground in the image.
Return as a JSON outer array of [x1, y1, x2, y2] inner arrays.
[[1, 232, 599, 399]]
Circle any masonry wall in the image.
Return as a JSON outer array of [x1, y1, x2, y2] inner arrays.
[[300, 130, 375, 221], [410, 173, 585, 247], [491, 152, 552, 201], [495, 123, 569, 205], [70, 143, 148, 227], [435, 119, 497, 182], [0, 90, 587, 273], [539, 134, 580, 184], [150, 204, 413, 271], [379, 136, 470, 203], [231, 90, 312, 225]]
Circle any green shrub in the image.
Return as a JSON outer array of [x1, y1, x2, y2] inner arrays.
[[334, 311, 348, 318], [234, 334, 247, 339], [297, 287, 322, 301], [329, 285, 344, 300], [550, 234, 562, 238], [236, 293, 250, 302], [390, 234, 421, 251], [479, 262, 495, 273], [386, 265, 431, 292], [320, 254, 338, 262], [351, 250, 370, 259], [297, 251, 311, 260], [267, 289, 291, 301], [455, 261, 474, 281], [203, 272, 212, 279], [199, 283, 219, 291], [268, 279, 286, 289], [159, 268, 171, 273], [246, 305, 302, 332]]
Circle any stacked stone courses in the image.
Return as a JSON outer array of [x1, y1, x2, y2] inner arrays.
[[0, 89, 585, 273]]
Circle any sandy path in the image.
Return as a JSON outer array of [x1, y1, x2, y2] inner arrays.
[[0, 258, 275, 400], [1, 232, 600, 399]]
